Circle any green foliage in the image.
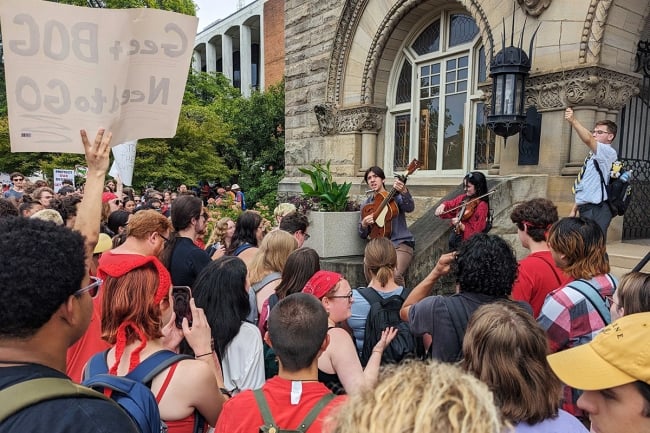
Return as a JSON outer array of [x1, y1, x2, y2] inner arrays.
[[299, 161, 352, 212]]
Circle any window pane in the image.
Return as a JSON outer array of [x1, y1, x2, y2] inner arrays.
[[442, 93, 466, 170], [478, 46, 486, 82], [474, 102, 495, 170], [419, 97, 439, 171], [457, 80, 467, 92], [396, 60, 412, 104], [394, 114, 411, 171], [446, 83, 455, 93], [458, 68, 468, 80], [412, 20, 440, 55], [449, 14, 479, 47]]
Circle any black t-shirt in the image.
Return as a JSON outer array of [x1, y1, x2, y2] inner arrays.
[[0, 363, 138, 433], [170, 237, 211, 287]]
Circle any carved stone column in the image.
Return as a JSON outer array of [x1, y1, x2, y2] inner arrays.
[[525, 66, 640, 173], [314, 104, 386, 171]]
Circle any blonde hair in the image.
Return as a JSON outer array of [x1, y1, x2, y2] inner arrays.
[[206, 217, 233, 246], [248, 230, 298, 284], [273, 203, 297, 223], [331, 361, 503, 433]]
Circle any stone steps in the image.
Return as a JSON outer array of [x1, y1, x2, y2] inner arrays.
[[608, 241, 650, 280]]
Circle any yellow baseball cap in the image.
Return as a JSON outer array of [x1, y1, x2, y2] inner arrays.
[[93, 233, 113, 255], [547, 312, 650, 390]]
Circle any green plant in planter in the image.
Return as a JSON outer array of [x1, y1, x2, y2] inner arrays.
[[299, 161, 352, 212]]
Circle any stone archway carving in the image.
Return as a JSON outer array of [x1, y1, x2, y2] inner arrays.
[[319, 0, 495, 135], [516, 0, 552, 17], [579, 0, 614, 64]]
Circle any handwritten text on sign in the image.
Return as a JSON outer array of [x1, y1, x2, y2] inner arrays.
[[0, 0, 198, 153]]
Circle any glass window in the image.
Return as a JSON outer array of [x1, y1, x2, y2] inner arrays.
[[396, 60, 412, 104], [394, 114, 411, 171], [391, 12, 483, 174], [412, 20, 440, 55], [448, 14, 478, 47]]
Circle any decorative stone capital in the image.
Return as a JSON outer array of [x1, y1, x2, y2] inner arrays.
[[517, 0, 552, 17], [314, 104, 386, 136], [525, 67, 640, 111]]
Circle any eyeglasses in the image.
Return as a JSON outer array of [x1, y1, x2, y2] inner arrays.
[[159, 233, 170, 245], [202, 212, 209, 220], [605, 295, 619, 309], [112, 199, 121, 206], [74, 276, 103, 298], [12, 177, 24, 182], [593, 130, 610, 135], [303, 232, 311, 240], [328, 291, 353, 300]]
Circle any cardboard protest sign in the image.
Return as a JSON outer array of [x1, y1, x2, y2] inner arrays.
[[53, 168, 75, 192], [109, 139, 137, 186], [0, 0, 198, 153]]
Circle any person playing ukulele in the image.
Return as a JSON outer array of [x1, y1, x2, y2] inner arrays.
[[435, 171, 490, 251], [359, 166, 415, 282]]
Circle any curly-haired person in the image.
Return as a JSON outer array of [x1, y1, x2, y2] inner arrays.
[[0, 218, 138, 432], [331, 360, 503, 433], [400, 233, 522, 362]]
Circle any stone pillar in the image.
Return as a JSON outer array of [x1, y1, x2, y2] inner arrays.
[[205, 41, 217, 73], [222, 34, 233, 81], [258, 13, 265, 90], [361, 130, 377, 169], [240, 25, 252, 97]]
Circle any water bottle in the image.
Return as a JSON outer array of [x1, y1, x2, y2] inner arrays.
[[620, 171, 631, 182]]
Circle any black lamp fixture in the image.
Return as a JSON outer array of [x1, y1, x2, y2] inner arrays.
[[487, 14, 540, 139]]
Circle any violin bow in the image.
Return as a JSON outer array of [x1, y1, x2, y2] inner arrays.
[[439, 189, 496, 216]]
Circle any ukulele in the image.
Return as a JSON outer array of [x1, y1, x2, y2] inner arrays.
[[362, 159, 421, 239]]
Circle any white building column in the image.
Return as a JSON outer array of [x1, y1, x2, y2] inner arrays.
[[240, 24, 252, 97], [222, 34, 233, 82], [205, 41, 217, 73], [192, 50, 201, 72]]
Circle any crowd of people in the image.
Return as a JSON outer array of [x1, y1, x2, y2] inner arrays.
[[1, 104, 648, 433]]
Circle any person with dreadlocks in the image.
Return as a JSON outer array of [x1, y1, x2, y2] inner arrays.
[[97, 255, 225, 432], [509, 198, 572, 317]]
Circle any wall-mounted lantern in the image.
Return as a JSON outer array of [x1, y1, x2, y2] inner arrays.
[[487, 16, 540, 140]]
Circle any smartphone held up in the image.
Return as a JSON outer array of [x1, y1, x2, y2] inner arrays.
[[172, 286, 193, 329]]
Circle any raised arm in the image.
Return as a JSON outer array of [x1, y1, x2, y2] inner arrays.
[[74, 129, 112, 269], [400, 252, 455, 321], [565, 107, 597, 153]]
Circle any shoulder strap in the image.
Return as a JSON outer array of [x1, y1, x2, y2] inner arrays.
[[0, 377, 111, 422], [356, 287, 383, 305], [129, 350, 194, 384], [84, 349, 110, 381], [567, 279, 611, 325], [234, 243, 253, 256], [532, 255, 562, 285], [592, 158, 607, 202], [252, 272, 282, 294], [253, 389, 278, 430], [295, 393, 336, 433]]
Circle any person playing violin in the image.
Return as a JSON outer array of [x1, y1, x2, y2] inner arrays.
[[435, 172, 490, 250], [359, 166, 415, 281]]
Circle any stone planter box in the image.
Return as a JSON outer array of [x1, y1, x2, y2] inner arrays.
[[303, 211, 366, 258]]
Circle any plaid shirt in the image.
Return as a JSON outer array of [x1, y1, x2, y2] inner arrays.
[[538, 273, 617, 417]]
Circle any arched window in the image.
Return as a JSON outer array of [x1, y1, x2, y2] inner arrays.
[[388, 11, 494, 174]]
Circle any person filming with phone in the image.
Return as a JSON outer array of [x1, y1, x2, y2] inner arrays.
[[93, 256, 226, 432]]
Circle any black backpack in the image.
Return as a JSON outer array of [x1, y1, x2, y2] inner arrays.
[[594, 160, 633, 216], [357, 287, 423, 366]]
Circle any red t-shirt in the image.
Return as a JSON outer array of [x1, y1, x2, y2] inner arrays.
[[215, 376, 345, 433], [511, 250, 572, 317]]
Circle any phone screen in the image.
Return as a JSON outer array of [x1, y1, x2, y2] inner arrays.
[[172, 286, 193, 329]]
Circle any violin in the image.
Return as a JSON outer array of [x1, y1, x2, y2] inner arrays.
[[454, 198, 479, 234], [362, 159, 420, 239]]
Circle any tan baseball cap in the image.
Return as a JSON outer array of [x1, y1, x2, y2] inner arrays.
[[547, 312, 650, 390]]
